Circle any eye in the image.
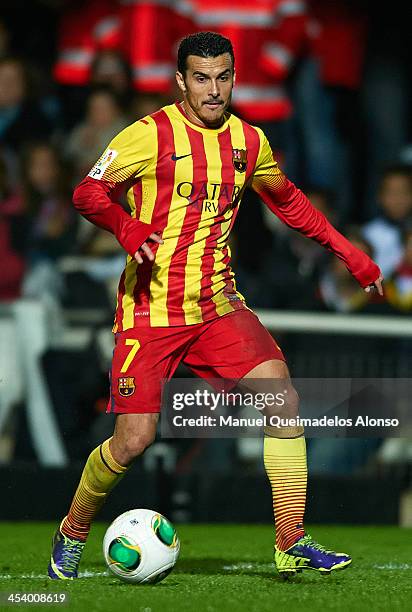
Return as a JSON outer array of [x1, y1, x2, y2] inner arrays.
[[220, 75, 229, 81], [197, 76, 206, 83]]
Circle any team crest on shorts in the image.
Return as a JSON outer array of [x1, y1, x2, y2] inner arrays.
[[232, 148, 247, 173], [118, 377, 136, 397]]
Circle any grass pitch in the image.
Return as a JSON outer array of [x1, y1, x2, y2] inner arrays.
[[0, 523, 411, 611]]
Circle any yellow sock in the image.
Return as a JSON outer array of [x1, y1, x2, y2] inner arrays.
[[61, 438, 128, 541], [264, 436, 307, 551]]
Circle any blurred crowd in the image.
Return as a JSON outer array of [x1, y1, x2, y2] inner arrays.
[[1, 0, 412, 477], [1, 0, 412, 317]]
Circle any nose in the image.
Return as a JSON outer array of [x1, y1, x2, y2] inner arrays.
[[209, 79, 220, 98]]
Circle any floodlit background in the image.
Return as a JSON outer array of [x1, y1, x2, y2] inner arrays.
[[1, 0, 412, 526]]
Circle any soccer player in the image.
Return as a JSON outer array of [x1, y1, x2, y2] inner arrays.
[[48, 32, 383, 580]]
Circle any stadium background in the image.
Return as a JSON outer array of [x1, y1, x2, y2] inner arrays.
[[1, 0, 412, 535]]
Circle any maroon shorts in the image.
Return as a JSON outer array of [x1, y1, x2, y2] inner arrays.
[[107, 309, 284, 414]]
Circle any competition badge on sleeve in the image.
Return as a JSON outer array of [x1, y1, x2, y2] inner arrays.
[[88, 148, 118, 180]]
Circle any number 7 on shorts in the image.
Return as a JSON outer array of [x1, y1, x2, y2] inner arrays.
[[120, 339, 141, 373]]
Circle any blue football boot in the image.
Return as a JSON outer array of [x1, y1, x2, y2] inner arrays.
[[275, 533, 352, 577], [48, 519, 86, 580]]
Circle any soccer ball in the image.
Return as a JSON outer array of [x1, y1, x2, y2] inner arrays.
[[103, 508, 180, 584]]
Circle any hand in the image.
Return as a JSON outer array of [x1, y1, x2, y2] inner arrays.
[[134, 232, 163, 264], [364, 274, 384, 296]]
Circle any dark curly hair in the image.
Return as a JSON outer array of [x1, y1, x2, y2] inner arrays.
[[177, 31, 234, 75]]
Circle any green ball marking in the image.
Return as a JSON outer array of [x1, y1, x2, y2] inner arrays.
[[154, 516, 176, 546], [109, 538, 140, 570]]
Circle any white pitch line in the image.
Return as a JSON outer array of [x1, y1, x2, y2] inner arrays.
[[223, 562, 412, 572], [2, 563, 410, 581], [373, 563, 412, 570], [223, 563, 274, 571], [0, 571, 109, 580]]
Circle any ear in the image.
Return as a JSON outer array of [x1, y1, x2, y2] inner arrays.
[[176, 71, 186, 93], [233, 69, 236, 85]]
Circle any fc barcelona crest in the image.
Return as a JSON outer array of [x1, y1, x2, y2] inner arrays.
[[118, 377, 136, 397], [232, 148, 247, 173]]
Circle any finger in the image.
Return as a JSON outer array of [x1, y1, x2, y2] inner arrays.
[[364, 286, 370, 293], [375, 279, 383, 296], [149, 232, 164, 244], [134, 250, 143, 264], [140, 243, 154, 260]]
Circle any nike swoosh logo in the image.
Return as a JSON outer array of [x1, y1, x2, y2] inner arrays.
[[171, 153, 192, 161]]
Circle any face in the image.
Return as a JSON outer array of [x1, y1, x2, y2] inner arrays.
[[176, 53, 234, 128], [87, 93, 120, 128], [380, 174, 412, 221], [92, 51, 129, 93], [27, 146, 58, 193], [0, 61, 25, 108]]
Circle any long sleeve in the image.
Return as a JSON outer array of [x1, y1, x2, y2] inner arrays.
[[251, 131, 381, 288], [72, 119, 157, 257], [73, 177, 154, 257]]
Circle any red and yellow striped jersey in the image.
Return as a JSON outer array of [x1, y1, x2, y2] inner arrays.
[[74, 101, 380, 331], [88, 102, 282, 330]]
